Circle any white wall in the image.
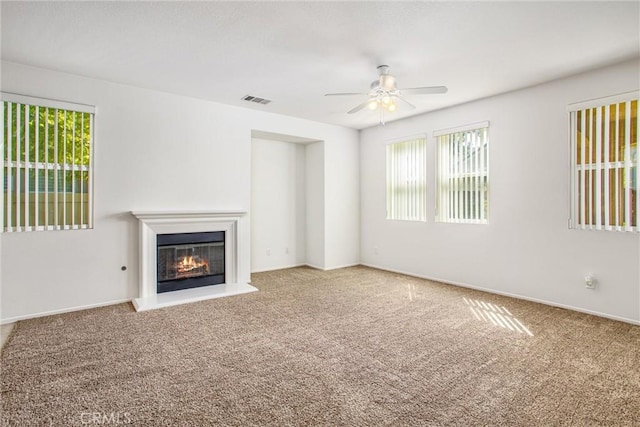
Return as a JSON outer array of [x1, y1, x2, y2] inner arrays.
[[251, 138, 306, 272], [0, 61, 359, 322], [360, 59, 640, 323], [305, 141, 325, 269], [325, 135, 361, 269]]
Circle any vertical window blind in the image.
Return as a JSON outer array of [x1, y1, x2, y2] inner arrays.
[[569, 92, 638, 232], [386, 137, 427, 221], [2, 93, 95, 232], [435, 122, 489, 224]]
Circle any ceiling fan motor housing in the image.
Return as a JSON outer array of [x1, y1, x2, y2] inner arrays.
[[380, 75, 397, 91], [372, 65, 396, 91], [370, 76, 397, 92]]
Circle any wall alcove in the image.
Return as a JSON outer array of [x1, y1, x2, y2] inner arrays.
[[250, 130, 324, 273]]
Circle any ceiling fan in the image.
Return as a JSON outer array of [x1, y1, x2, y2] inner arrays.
[[325, 65, 447, 124]]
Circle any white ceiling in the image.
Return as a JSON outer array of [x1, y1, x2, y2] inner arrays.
[[2, 1, 639, 130]]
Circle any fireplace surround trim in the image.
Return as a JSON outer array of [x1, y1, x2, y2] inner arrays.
[[131, 210, 256, 311]]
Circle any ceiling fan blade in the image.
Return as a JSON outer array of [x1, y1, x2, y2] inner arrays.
[[347, 100, 370, 114], [395, 95, 416, 110], [324, 92, 368, 96], [399, 86, 448, 95]]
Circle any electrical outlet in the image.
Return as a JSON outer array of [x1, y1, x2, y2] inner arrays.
[[373, 246, 379, 255], [266, 248, 271, 256], [285, 247, 289, 254], [584, 274, 596, 289]]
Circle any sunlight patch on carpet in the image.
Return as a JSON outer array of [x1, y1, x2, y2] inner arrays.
[[463, 297, 534, 336]]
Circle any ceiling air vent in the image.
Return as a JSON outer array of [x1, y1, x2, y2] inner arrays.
[[241, 95, 271, 105]]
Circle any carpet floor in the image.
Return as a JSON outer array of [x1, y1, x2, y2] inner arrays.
[[1, 266, 639, 426]]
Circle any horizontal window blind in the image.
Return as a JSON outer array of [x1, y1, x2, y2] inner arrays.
[[569, 92, 638, 232], [435, 123, 489, 224], [2, 93, 95, 232], [386, 137, 426, 221]]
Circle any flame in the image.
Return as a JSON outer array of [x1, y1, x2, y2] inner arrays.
[[176, 255, 209, 276]]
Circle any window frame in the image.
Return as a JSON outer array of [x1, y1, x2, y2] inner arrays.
[[568, 91, 639, 232], [434, 121, 490, 224], [385, 135, 427, 222], [1, 92, 96, 232]]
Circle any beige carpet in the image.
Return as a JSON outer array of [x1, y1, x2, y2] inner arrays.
[[1, 266, 639, 426]]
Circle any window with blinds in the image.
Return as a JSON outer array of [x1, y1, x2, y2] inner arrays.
[[2, 93, 95, 232], [435, 122, 489, 224], [386, 137, 427, 221], [569, 92, 638, 232]]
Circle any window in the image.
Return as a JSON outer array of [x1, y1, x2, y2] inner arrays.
[[2, 93, 95, 232], [435, 122, 489, 224], [569, 92, 638, 232], [386, 137, 426, 221]]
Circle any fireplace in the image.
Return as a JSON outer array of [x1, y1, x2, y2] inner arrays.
[[157, 231, 225, 293], [131, 210, 258, 312]]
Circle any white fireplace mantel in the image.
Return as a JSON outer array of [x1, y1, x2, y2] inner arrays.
[[131, 210, 257, 311]]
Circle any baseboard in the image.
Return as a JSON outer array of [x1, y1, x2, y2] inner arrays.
[[361, 263, 640, 326], [305, 263, 360, 271], [6, 264, 635, 327], [251, 263, 307, 274], [323, 263, 361, 271], [0, 298, 133, 325]]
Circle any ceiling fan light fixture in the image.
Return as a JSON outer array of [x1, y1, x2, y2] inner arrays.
[[386, 102, 397, 112], [367, 99, 379, 110]]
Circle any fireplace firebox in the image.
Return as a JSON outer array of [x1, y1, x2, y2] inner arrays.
[[156, 231, 225, 293]]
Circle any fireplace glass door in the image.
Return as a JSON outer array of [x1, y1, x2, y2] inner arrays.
[[156, 231, 225, 293]]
